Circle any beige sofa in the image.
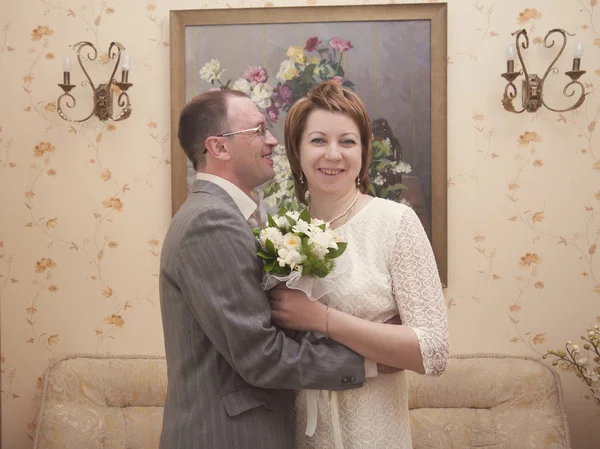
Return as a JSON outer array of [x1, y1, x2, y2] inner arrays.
[[33, 353, 571, 449]]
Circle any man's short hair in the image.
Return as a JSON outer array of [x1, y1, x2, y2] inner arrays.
[[178, 89, 249, 170]]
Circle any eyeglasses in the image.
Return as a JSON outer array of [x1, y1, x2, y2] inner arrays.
[[203, 122, 268, 153], [219, 122, 268, 138]]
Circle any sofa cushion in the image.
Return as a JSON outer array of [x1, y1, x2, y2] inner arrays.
[[407, 354, 571, 449], [32, 353, 571, 449]]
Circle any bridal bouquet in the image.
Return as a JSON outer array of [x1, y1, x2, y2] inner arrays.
[[252, 207, 348, 300]]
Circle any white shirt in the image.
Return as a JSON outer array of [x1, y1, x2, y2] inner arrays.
[[196, 172, 256, 220]]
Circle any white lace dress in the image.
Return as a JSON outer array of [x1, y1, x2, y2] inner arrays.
[[295, 197, 449, 449]]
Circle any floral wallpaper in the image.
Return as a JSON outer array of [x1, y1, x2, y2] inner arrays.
[[0, 0, 599, 448]]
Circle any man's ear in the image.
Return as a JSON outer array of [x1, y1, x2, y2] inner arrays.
[[205, 136, 231, 161]]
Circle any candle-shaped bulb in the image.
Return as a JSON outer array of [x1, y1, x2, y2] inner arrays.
[[63, 56, 72, 72], [573, 41, 584, 59], [506, 44, 516, 61], [121, 53, 130, 72]]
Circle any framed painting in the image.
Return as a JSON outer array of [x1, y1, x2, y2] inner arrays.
[[170, 3, 447, 285]]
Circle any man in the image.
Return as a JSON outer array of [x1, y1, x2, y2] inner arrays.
[[159, 89, 370, 449]]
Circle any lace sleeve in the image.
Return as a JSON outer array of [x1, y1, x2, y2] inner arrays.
[[390, 206, 449, 376]]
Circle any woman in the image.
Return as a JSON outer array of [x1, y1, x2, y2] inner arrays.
[[270, 81, 449, 449]]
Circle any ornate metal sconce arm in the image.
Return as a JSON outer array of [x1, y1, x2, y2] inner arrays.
[[500, 29, 529, 113], [56, 41, 133, 122], [501, 28, 587, 114]]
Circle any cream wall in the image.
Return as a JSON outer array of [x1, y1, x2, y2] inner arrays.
[[0, 0, 598, 448]]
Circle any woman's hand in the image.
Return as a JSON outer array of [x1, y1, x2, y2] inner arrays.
[[269, 286, 327, 332]]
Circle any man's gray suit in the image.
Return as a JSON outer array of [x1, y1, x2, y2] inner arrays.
[[159, 180, 365, 449]]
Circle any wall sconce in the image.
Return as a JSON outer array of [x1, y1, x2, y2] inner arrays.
[[57, 41, 132, 122], [501, 29, 588, 113]]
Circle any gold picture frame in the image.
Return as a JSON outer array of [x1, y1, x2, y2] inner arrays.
[[169, 3, 448, 285]]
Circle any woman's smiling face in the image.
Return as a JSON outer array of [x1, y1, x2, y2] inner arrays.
[[299, 109, 362, 197]]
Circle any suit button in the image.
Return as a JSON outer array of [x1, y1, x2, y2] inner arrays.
[[349, 375, 356, 383], [341, 376, 349, 384]]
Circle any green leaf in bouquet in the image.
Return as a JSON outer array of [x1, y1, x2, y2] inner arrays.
[[285, 214, 297, 227], [257, 251, 275, 260], [302, 256, 331, 278], [277, 205, 288, 217], [327, 241, 347, 259], [267, 213, 278, 228], [264, 262, 274, 273], [369, 184, 376, 196], [299, 208, 311, 223], [252, 228, 261, 238], [318, 224, 327, 232], [265, 238, 276, 255]]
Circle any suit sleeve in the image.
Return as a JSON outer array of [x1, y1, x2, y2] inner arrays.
[[175, 204, 365, 390]]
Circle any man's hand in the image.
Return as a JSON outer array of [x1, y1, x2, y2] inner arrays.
[[377, 315, 405, 374], [270, 286, 327, 333]]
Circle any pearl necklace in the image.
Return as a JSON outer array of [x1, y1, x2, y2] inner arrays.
[[313, 190, 361, 225]]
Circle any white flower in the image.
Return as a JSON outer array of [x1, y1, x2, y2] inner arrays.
[[373, 174, 385, 186], [309, 230, 338, 250], [572, 344, 580, 351], [383, 138, 391, 147], [578, 357, 588, 365], [277, 248, 304, 270], [276, 216, 291, 230], [276, 60, 298, 83], [277, 247, 289, 263], [292, 219, 311, 235], [259, 227, 283, 250], [311, 218, 326, 227], [282, 233, 302, 250], [311, 244, 329, 260], [231, 77, 252, 94], [199, 59, 224, 83], [392, 161, 412, 174], [586, 370, 599, 383], [308, 229, 338, 260], [250, 83, 273, 109]]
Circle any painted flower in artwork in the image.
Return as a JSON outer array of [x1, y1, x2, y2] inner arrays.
[[276, 60, 299, 83], [199, 34, 357, 123], [200, 61, 276, 112], [250, 83, 274, 108], [232, 78, 252, 95], [329, 37, 353, 52], [304, 36, 322, 52], [243, 65, 268, 85], [199, 59, 225, 83]]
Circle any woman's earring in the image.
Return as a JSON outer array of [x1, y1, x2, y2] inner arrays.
[[356, 177, 360, 187], [299, 172, 304, 184]]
